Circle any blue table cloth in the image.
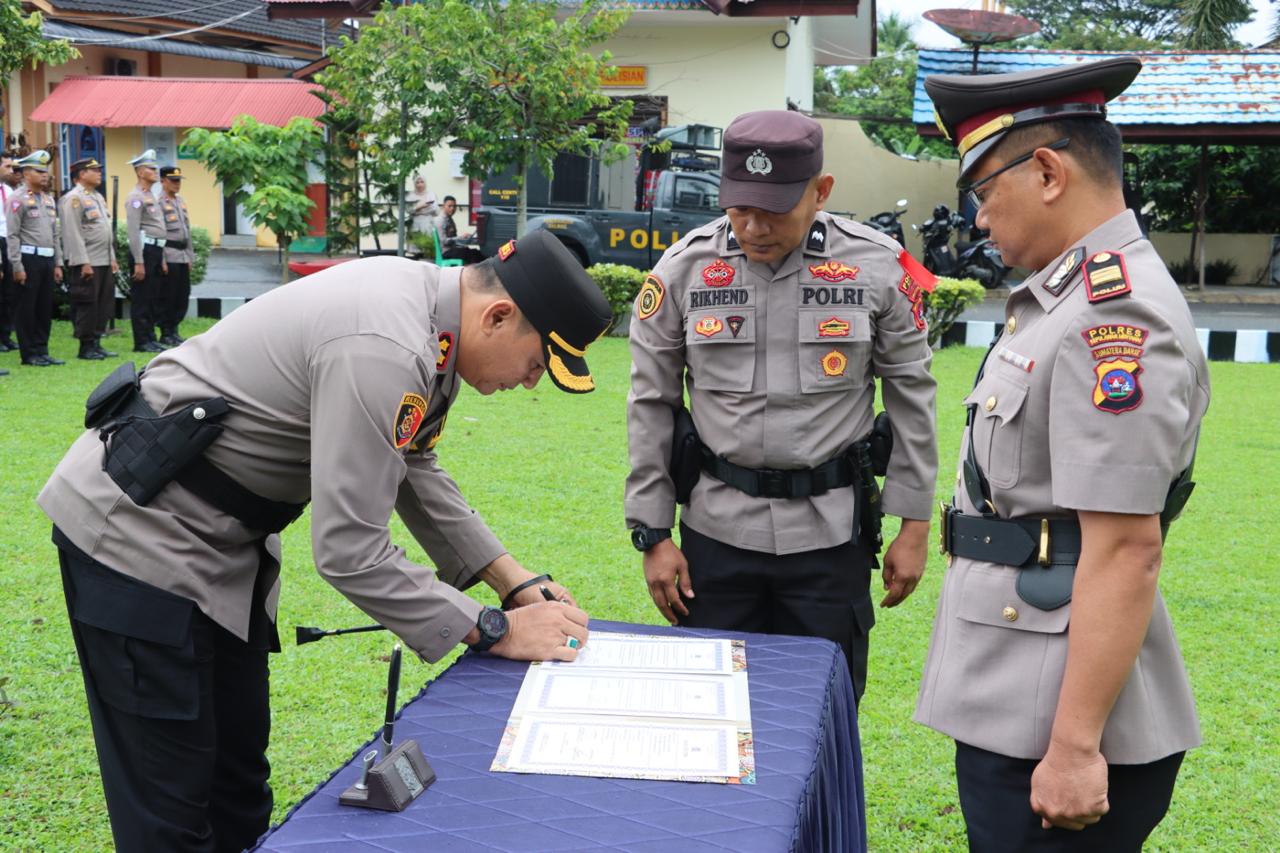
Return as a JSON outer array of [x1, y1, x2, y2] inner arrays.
[[254, 620, 865, 852]]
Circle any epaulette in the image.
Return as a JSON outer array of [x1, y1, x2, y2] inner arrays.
[[828, 215, 903, 255], [1083, 251, 1131, 303], [663, 216, 725, 260]]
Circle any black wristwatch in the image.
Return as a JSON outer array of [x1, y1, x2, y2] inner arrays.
[[631, 525, 672, 552], [471, 605, 509, 653]]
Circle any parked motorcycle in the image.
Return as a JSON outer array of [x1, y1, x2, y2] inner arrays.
[[862, 198, 908, 247], [914, 204, 1009, 289]]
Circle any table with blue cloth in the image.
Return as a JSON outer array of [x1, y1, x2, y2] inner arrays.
[[254, 620, 865, 853]]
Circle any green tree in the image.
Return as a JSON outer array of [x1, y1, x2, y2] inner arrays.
[[186, 116, 324, 282], [1179, 0, 1253, 48], [1005, 0, 1184, 49], [0, 6, 76, 80]]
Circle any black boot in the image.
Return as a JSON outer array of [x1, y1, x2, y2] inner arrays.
[[93, 337, 118, 358], [78, 339, 105, 361]]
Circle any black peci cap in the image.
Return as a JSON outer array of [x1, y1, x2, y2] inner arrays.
[[489, 229, 612, 393], [926, 57, 1142, 182], [719, 110, 824, 213]]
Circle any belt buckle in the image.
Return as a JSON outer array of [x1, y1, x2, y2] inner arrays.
[[1038, 518, 1051, 566], [758, 469, 788, 499]]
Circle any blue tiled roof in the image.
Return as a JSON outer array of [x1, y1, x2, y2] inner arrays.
[[913, 49, 1280, 127]]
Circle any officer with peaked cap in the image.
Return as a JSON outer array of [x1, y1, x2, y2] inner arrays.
[[5, 149, 65, 366], [626, 110, 939, 703], [125, 148, 167, 353], [61, 157, 119, 360], [39, 230, 610, 850], [158, 166, 194, 346], [917, 58, 1208, 849]]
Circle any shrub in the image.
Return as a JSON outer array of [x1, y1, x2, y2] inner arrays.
[[923, 277, 986, 349], [113, 222, 214, 288], [1166, 257, 1239, 286], [407, 231, 437, 259], [587, 263, 647, 329]]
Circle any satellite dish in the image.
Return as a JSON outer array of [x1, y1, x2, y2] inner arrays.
[[924, 8, 1041, 73]]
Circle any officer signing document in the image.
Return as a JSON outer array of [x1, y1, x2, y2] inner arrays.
[[40, 231, 608, 851]]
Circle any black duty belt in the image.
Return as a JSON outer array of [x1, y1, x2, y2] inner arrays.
[[939, 504, 1081, 569], [699, 445, 857, 500]]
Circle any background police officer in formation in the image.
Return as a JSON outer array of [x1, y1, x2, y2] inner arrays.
[[60, 157, 118, 361], [626, 110, 938, 703], [0, 152, 18, 375], [125, 148, 168, 353], [158, 166, 193, 346], [5, 149, 64, 367], [917, 58, 1208, 850]]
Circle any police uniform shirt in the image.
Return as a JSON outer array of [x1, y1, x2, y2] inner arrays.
[[915, 209, 1208, 764], [625, 211, 938, 554], [6, 185, 62, 274], [162, 192, 195, 265], [39, 258, 504, 660], [60, 185, 113, 267], [125, 186, 166, 260]]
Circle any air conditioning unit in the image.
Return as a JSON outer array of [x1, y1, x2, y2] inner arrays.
[[105, 58, 137, 76]]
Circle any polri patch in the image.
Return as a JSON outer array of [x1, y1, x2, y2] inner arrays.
[[695, 316, 724, 337], [436, 331, 454, 370], [726, 315, 745, 338], [701, 258, 735, 287], [636, 273, 665, 320], [818, 316, 851, 337], [1043, 247, 1084, 296], [1084, 252, 1131, 303], [497, 239, 517, 261], [1082, 324, 1148, 348], [1093, 358, 1143, 414], [394, 392, 428, 449], [809, 260, 860, 283], [806, 221, 827, 252], [821, 349, 848, 377]]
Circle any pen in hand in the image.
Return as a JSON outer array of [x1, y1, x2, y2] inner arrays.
[[539, 584, 563, 603]]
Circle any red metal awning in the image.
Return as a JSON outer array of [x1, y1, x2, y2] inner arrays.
[[30, 76, 325, 129]]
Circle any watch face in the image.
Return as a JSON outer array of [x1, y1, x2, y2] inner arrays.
[[479, 607, 508, 638]]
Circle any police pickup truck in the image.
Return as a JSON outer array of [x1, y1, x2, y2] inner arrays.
[[475, 125, 722, 270]]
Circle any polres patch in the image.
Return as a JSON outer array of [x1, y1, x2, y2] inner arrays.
[[394, 392, 428, 449], [436, 331, 454, 370], [701, 258, 735, 288], [1082, 323, 1148, 348], [1093, 358, 1143, 414], [808, 260, 860, 283], [636, 273, 665, 320]]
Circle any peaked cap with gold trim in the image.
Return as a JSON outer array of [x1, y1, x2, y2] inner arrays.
[[489, 228, 612, 393], [925, 57, 1141, 182]]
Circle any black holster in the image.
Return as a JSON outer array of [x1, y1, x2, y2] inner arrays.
[[669, 406, 702, 505], [853, 411, 893, 554]]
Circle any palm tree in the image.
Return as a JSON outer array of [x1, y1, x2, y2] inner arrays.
[[877, 12, 916, 56], [1179, 0, 1252, 49]]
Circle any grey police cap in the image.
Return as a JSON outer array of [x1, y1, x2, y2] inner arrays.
[[719, 110, 824, 214]]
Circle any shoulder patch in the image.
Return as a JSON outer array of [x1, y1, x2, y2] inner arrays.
[[1084, 251, 1131, 303], [394, 392, 428, 449], [131, 199, 142, 209], [436, 331, 454, 370], [897, 250, 937, 293], [1043, 247, 1085, 296], [1093, 358, 1143, 414], [636, 273, 665, 320], [71, 197, 81, 209]]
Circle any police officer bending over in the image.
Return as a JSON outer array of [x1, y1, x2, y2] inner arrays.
[[40, 231, 610, 852], [917, 58, 1209, 850], [626, 111, 938, 703]]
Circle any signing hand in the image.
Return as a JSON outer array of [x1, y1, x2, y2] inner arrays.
[[1030, 743, 1110, 831], [507, 578, 578, 609], [880, 518, 929, 607], [490, 601, 590, 662], [644, 538, 693, 625]]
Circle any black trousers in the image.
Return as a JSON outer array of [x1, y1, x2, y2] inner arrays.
[[162, 261, 191, 336], [57, 530, 274, 853], [130, 244, 164, 347], [954, 742, 1185, 853], [15, 253, 54, 360], [70, 265, 114, 341], [678, 521, 875, 703], [0, 241, 16, 341]]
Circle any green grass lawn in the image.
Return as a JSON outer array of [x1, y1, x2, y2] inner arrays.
[[1, 319, 1277, 851]]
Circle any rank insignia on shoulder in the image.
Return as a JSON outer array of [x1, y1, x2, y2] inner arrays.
[[1092, 358, 1143, 414], [636, 273, 665, 320], [497, 239, 516, 261], [436, 331, 454, 370], [726, 231, 740, 252], [394, 392, 428, 449], [809, 260, 860, 283], [821, 349, 848, 376], [726, 315, 745, 337], [701, 258, 735, 287], [806, 221, 828, 252], [1084, 251, 1131, 303], [1043, 247, 1084, 296], [694, 316, 724, 337], [818, 316, 851, 337]]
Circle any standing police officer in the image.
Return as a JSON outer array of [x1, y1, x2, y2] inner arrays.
[[124, 148, 167, 353], [60, 157, 119, 361], [158, 166, 193, 346], [5, 150, 64, 367], [0, 151, 19, 357], [40, 230, 608, 852], [917, 58, 1208, 850], [626, 111, 938, 702]]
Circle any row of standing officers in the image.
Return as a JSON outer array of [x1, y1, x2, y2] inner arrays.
[[1, 147, 193, 368]]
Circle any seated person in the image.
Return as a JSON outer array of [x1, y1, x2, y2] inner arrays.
[[433, 196, 484, 264]]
